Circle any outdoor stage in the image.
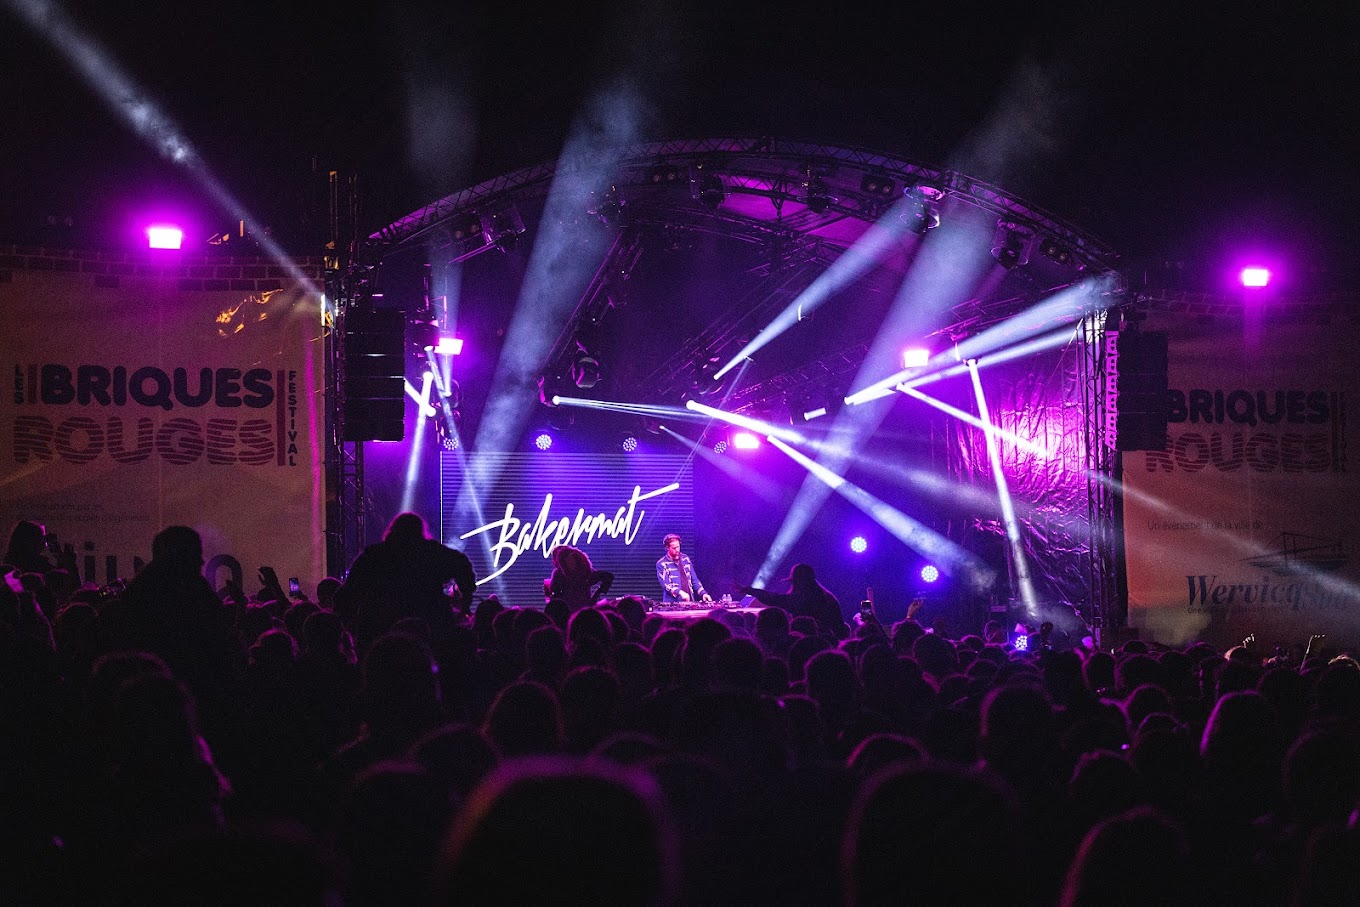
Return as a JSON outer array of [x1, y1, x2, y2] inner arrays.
[[4, 140, 1360, 653]]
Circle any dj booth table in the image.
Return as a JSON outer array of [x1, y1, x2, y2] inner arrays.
[[617, 598, 765, 624], [648, 606, 763, 620]]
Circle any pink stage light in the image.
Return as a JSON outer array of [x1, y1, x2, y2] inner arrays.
[[146, 225, 183, 250], [901, 347, 930, 369], [732, 431, 760, 450], [434, 335, 464, 355], [1239, 267, 1271, 288]]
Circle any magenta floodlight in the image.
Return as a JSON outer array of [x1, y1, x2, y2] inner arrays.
[[732, 431, 761, 450], [434, 335, 464, 355], [901, 347, 930, 369], [146, 225, 183, 250], [1239, 267, 1271, 288]]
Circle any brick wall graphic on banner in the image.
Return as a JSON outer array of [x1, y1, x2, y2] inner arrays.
[[1123, 312, 1360, 653], [1, 262, 326, 594]]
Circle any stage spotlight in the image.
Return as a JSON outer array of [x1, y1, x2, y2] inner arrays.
[[571, 354, 602, 389], [991, 221, 1032, 269], [146, 224, 183, 250], [860, 174, 895, 197], [534, 432, 553, 451], [786, 387, 833, 424], [449, 215, 483, 243], [920, 564, 940, 583], [410, 319, 440, 352], [732, 431, 761, 450], [693, 361, 729, 397], [690, 168, 725, 209], [901, 347, 930, 369], [1039, 237, 1075, 267], [538, 371, 573, 406], [901, 185, 942, 234], [1240, 266, 1271, 288], [447, 215, 487, 262], [433, 335, 464, 355], [482, 205, 526, 249], [850, 535, 868, 554], [804, 168, 832, 213], [435, 414, 461, 450], [648, 164, 681, 185], [622, 435, 638, 452], [713, 438, 729, 454], [441, 378, 461, 411]]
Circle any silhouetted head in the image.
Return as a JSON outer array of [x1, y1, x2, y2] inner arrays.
[[712, 637, 764, 692], [755, 605, 790, 638], [438, 755, 677, 905], [315, 576, 342, 606], [1060, 806, 1192, 907], [4, 519, 46, 561], [551, 544, 592, 575], [844, 761, 1021, 904], [338, 759, 455, 906], [568, 606, 613, 651], [384, 512, 431, 545], [786, 563, 816, 587], [411, 722, 502, 805], [846, 732, 927, 780], [483, 680, 564, 758], [151, 525, 205, 572]]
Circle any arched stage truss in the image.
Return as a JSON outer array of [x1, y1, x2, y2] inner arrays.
[[324, 136, 1131, 631]]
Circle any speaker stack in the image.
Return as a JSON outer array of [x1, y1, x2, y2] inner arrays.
[[342, 307, 406, 442], [1114, 330, 1169, 452]]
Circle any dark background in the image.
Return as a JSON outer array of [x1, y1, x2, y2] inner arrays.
[[3, 1, 1357, 292]]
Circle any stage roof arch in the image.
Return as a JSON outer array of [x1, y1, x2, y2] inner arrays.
[[354, 136, 1126, 423], [371, 136, 1121, 270]]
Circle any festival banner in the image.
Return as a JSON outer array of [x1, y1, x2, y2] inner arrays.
[[0, 262, 326, 595], [1123, 311, 1360, 654]]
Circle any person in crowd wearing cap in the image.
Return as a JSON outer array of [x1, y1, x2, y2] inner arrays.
[[741, 563, 848, 640]]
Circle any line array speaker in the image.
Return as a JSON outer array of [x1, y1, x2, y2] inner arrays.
[[342, 307, 406, 442], [1115, 330, 1169, 452]]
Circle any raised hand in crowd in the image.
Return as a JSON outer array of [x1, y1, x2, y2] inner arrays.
[[257, 565, 290, 604], [1305, 633, 1326, 659]]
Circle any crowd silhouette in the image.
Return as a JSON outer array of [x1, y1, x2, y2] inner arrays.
[[4, 513, 1360, 905]]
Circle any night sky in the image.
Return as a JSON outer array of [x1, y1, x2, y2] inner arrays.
[[2, 1, 1358, 292]]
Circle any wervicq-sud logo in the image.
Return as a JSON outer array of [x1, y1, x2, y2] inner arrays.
[[9, 363, 304, 466], [1185, 532, 1355, 612], [1184, 573, 1355, 613], [1143, 387, 1344, 473]]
